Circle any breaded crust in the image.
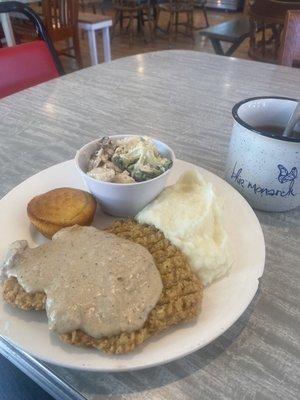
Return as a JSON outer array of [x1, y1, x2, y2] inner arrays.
[[3, 277, 46, 311], [27, 188, 97, 238], [2, 220, 203, 354]]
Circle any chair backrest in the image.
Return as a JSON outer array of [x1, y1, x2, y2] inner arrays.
[[0, 1, 63, 99], [42, 0, 79, 42], [279, 10, 300, 67], [248, 0, 300, 62], [0, 41, 60, 98]]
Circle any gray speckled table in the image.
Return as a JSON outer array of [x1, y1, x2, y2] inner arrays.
[[0, 50, 299, 400]]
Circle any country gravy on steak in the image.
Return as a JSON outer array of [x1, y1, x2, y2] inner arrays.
[[1, 225, 163, 338]]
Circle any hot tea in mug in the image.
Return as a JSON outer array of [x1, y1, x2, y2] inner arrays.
[[225, 96, 300, 212]]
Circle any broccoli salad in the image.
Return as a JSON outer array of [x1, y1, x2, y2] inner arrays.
[[87, 136, 173, 183]]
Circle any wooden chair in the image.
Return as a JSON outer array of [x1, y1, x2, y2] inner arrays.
[[248, 0, 300, 63], [42, 0, 82, 68], [157, 0, 195, 45], [113, 0, 153, 47], [279, 10, 300, 67], [243, 0, 250, 14], [194, 0, 209, 29]]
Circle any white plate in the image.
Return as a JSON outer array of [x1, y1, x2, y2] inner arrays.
[[0, 159, 265, 372]]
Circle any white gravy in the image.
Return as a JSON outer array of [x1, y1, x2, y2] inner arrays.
[[2, 226, 163, 338]]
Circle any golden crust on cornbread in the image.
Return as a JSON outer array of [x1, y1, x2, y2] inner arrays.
[[27, 188, 97, 238]]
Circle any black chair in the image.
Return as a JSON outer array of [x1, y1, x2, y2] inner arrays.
[[0, 1, 64, 75]]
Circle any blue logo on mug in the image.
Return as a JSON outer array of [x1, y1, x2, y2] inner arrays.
[[277, 164, 298, 184], [230, 163, 298, 198]]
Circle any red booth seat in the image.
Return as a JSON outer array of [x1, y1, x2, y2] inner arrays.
[[0, 40, 59, 99]]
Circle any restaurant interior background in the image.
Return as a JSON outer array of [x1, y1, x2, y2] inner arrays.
[[1, 0, 299, 73]]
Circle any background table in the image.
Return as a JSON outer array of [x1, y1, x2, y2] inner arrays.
[[0, 50, 299, 400]]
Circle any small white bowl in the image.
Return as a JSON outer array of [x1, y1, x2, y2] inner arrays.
[[75, 135, 175, 217]]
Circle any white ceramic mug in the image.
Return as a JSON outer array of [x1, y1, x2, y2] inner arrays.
[[225, 97, 300, 212]]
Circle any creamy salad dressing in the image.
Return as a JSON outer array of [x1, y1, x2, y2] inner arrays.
[[2, 226, 163, 338]]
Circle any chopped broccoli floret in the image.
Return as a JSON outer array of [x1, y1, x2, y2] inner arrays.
[[88, 136, 172, 183]]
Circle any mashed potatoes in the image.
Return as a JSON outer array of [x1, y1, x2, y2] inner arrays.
[[136, 170, 232, 286]]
